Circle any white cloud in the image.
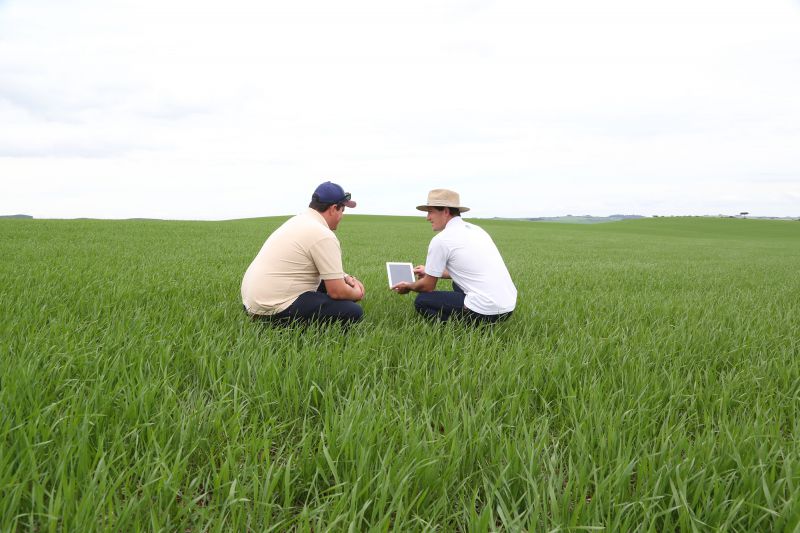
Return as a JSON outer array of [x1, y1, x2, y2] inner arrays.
[[1, 0, 799, 219]]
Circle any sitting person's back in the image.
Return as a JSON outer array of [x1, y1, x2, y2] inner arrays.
[[242, 181, 365, 325]]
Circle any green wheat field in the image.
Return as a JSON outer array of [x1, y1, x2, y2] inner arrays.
[[1, 215, 799, 531]]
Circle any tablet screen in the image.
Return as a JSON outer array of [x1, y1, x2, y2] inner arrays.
[[386, 262, 415, 287]]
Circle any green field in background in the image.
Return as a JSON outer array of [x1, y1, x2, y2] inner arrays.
[[1, 215, 799, 531]]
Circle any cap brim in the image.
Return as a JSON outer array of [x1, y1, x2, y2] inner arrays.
[[344, 200, 356, 208], [416, 204, 469, 212]]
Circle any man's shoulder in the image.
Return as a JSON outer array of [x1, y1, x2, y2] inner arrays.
[[429, 229, 458, 254], [429, 230, 447, 246], [297, 210, 334, 232], [281, 212, 337, 245], [463, 220, 488, 234], [438, 218, 475, 238]]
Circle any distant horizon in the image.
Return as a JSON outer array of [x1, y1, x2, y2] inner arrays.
[[3, 212, 798, 222]]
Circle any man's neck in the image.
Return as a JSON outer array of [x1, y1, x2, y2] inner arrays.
[[319, 209, 338, 230], [445, 215, 461, 227]]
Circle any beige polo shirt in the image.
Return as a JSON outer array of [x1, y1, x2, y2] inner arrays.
[[241, 209, 345, 315]]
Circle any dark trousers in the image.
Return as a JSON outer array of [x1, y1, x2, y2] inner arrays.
[[247, 282, 363, 325], [414, 283, 512, 324]]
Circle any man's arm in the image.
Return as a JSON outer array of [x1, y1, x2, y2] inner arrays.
[[309, 237, 365, 302], [325, 276, 365, 301], [392, 274, 438, 295], [413, 265, 450, 279]]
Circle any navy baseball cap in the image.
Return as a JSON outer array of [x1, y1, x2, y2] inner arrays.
[[312, 181, 356, 208]]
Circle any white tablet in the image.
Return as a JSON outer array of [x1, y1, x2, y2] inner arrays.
[[386, 262, 415, 287]]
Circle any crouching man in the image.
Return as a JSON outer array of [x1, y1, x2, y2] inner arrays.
[[242, 181, 365, 325], [391, 189, 516, 324]]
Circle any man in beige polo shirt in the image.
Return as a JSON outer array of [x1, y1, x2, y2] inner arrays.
[[241, 181, 365, 325]]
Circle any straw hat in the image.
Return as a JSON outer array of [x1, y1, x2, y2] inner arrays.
[[415, 189, 470, 213]]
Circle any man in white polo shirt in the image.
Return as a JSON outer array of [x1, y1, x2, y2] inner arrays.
[[391, 189, 516, 323], [241, 181, 366, 325]]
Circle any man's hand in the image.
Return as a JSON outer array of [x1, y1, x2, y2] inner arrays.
[[344, 275, 365, 300], [353, 278, 365, 300], [392, 274, 437, 294], [413, 265, 426, 279], [391, 281, 413, 295], [327, 276, 365, 301]]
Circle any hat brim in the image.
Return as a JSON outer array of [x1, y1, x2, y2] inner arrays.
[[343, 200, 356, 208], [416, 204, 470, 213]]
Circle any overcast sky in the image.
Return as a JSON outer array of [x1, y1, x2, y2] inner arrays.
[[2, 0, 799, 219]]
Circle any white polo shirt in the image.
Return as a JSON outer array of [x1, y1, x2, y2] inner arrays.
[[425, 217, 517, 315]]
